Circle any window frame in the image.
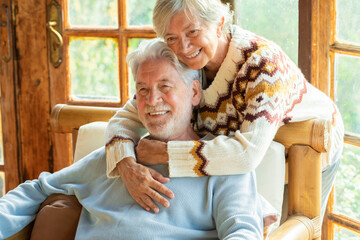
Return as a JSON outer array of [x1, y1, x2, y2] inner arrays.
[[320, 0, 360, 238], [61, 0, 156, 107]]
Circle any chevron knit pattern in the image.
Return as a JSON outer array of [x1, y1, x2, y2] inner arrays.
[[105, 26, 344, 178]]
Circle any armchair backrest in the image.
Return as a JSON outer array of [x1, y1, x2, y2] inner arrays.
[[50, 104, 330, 240]]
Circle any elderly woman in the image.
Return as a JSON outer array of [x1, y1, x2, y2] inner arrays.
[[106, 0, 344, 219]]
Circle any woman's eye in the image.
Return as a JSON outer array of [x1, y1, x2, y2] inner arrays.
[[188, 29, 199, 36], [166, 37, 177, 44]]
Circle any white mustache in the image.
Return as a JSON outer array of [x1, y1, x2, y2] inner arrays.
[[144, 104, 172, 114]]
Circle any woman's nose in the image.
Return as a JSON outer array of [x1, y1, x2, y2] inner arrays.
[[180, 36, 191, 52]]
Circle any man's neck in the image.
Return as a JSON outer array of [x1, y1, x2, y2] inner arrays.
[[150, 126, 200, 142]]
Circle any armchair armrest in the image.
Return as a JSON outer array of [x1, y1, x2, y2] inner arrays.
[[268, 215, 320, 240]]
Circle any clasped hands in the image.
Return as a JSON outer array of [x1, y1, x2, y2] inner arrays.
[[116, 138, 173, 213]]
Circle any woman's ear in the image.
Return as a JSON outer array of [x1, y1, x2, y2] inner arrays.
[[191, 80, 202, 106], [217, 16, 225, 37]]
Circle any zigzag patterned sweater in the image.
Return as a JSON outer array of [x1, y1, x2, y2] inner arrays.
[[105, 25, 344, 178]]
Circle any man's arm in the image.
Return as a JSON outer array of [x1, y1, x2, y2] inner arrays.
[[0, 147, 105, 239], [212, 171, 263, 239]]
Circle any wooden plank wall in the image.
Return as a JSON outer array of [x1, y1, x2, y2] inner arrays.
[[0, 0, 20, 190], [12, 0, 52, 182]]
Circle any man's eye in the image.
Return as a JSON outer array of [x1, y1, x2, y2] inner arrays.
[[160, 85, 171, 91], [138, 88, 148, 95]]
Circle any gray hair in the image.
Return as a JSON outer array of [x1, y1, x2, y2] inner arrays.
[[153, 0, 233, 39], [126, 38, 199, 86]]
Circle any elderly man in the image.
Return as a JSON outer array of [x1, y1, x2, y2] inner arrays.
[[0, 39, 264, 239]]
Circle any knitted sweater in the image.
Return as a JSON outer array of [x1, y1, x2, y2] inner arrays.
[[105, 25, 344, 178], [0, 147, 263, 240]]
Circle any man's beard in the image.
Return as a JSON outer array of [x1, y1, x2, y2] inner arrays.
[[143, 102, 192, 141]]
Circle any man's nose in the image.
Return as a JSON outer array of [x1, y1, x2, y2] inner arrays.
[[146, 89, 162, 106]]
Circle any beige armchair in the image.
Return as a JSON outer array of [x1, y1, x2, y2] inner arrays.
[[7, 104, 330, 240]]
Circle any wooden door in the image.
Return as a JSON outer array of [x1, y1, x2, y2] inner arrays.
[[0, 0, 19, 192]]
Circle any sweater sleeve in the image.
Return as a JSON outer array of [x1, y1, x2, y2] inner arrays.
[[0, 148, 105, 239], [105, 98, 148, 178], [167, 42, 295, 177], [213, 171, 263, 239]]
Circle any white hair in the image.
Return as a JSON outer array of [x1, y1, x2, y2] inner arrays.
[[153, 0, 233, 39], [126, 38, 199, 86]]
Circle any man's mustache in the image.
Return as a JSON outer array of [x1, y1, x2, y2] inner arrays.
[[144, 103, 172, 114]]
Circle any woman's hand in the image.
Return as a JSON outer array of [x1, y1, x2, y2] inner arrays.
[[136, 138, 168, 165], [116, 157, 174, 213]]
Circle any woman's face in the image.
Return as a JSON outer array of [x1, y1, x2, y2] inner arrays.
[[165, 11, 221, 70]]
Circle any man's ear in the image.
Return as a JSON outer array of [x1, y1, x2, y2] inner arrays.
[[191, 80, 202, 106]]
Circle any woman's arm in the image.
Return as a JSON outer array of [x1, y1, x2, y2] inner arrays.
[[105, 98, 174, 213], [105, 98, 147, 177]]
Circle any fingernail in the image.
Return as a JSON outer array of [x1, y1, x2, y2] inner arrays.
[[154, 207, 159, 213], [164, 202, 170, 207]]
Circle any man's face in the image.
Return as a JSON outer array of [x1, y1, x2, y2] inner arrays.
[[136, 59, 194, 140]]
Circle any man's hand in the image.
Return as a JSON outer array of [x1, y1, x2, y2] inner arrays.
[[136, 139, 168, 165], [116, 157, 174, 213]]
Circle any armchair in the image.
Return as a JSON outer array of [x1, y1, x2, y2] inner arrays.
[[6, 104, 330, 240]]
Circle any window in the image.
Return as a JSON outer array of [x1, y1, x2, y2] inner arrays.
[[50, 0, 157, 170], [236, 0, 299, 64], [50, 0, 157, 108], [323, 0, 360, 239]]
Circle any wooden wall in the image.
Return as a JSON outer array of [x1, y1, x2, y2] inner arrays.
[[1, 0, 53, 188]]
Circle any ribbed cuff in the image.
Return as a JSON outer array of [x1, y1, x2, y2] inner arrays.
[[167, 141, 198, 177], [106, 140, 136, 178]]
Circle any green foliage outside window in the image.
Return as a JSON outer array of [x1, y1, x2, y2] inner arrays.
[[68, 0, 117, 27], [237, 0, 298, 65], [69, 38, 120, 100], [333, 1, 360, 229], [127, 0, 156, 26]]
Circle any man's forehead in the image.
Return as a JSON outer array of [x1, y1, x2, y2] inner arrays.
[[136, 59, 181, 84], [136, 78, 171, 86]]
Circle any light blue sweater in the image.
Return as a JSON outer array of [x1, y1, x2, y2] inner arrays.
[[0, 147, 263, 239]]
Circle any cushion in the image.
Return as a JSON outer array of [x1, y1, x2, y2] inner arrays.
[[255, 141, 286, 235], [73, 121, 108, 162]]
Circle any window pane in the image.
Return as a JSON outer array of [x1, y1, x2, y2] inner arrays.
[[128, 38, 150, 96], [336, 0, 360, 44], [68, 0, 118, 28], [69, 37, 120, 101], [334, 144, 360, 221], [334, 54, 360, 134], [126, 0, 156, 26], [333, 224, 360, 240], [0, 172, 4, 197], [236, 0, 299, 65]]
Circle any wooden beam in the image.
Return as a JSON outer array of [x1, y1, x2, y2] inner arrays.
[[330, 42, 360, 57], [298, 0, 312, 82], [14, 0, 52, 180], [329, 213, 360, 235], [0, 0, 21, 191]]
